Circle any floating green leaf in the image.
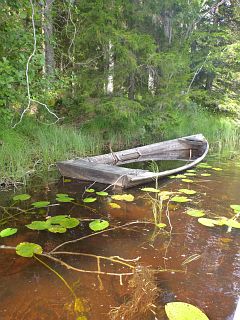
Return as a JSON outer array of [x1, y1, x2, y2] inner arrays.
[[141, 187, 160, 193], [26, 221, 50, 230], [186, 169, 196, 173], [0, 228, 18, 237], [198, 218, 218, 227], [170, 174, 186, 179], [197, 163, 212, 169], [86, 188, 95, 193], [159, 190, 177, 200], [64, 179, 71, 182], [224, 219, 240, 228], [165, 302, 209, 320], [96, 191, 109, 196], [230, 205, 240, 213], [56, 196, 74, 203], [156, 223, 167, 228], [13, 194, 31, 201], [109, 202, 121, 209], [171, 196, 191, 203], [83, 197, 97, 203], [32, 201, 50, 208], [179, 189, 196, 195], [47, 215, 69, 224], [212, 167, 223, 171], [89, 219, 109, 232], [201, 173, 211, 177], [184, 173, 196, 176], [186, 209, 205, 217], [111, 194, 134, 202], [16, 242, 43, 258], [181, 179, 193, 183], [60, 218, 80, 229], [56, 193, 69, 198], [48, 225, 67, 233]]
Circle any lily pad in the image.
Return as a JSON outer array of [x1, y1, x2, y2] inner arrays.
[[109, 202, 121, 209], [141, 187, 160, 193], [63, 179, 71, 182], [48, 225, 67, 233], [198, 218, 218, 227], [16, 242, 43, 258], [197, 163, 212, 169], [89, 219, 109, 232], [47, 215, 69, 224], [178, 189, 196, 195], [83, 197, 97, 203], [165, 302, 209, 320], [184, 173, 196, 176], [26, 221, 50, 230], [56, 196, 74, 203], [13, 194, 31, 201], [56, 193, 69, 198], [186, 169, 196, 173], [32, 201, 50, 208], [181, 179, 193, 183], [186, 209, 205, 217], [230, 205, 240, 213], [96, 191, 109, 196], [171, 196, 191, 203], [170, 174, 186, 179], [224, 219, 240, 228], [111, 194, 134, 202], [200, 173, 211, 177], [156, 223, 167, 228], [86, 188, 95, 193], [212, 167, 223, 171], [60, 218, 80, 229], [0, 228, 18, 237]]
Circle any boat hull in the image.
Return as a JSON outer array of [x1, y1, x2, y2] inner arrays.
[[57, 134, 209, 188]]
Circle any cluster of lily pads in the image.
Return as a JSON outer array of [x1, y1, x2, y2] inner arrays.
[[0, 188, 139, 240], [169, 162, 223, 183]]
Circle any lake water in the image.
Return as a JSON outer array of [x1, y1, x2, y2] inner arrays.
[[0, 157, 239, 319]]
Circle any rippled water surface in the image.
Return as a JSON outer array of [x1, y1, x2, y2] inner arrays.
[[0, 157, 239, 320]]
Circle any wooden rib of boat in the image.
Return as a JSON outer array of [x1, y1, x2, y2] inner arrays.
[[57, 134, 209, 188]]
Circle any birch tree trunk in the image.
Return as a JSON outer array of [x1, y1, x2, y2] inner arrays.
[[106, 40, 114, 94], [42, 0, 55, 77]]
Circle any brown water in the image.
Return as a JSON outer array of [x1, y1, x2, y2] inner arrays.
[[0, 158, 239, 320]]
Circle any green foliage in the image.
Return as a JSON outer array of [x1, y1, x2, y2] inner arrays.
[[165, 302, 209, 320], [89, 219, 109, 232], [16, 242, 43, 258], [0, 227, 18, 237], [13, 194, 31, 201]]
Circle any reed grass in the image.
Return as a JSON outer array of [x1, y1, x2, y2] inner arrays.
[[163, 108, 240, 151], [0, 108, 239, 186], [0, 119, 104, 186]]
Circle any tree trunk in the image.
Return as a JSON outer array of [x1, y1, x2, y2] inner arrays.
[[148, 67, 155, 95], [128, 73, 135, 100], [106, 40, 114, 94], [42, 0, 55, 77]]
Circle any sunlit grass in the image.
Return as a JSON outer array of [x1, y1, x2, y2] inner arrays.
[[0, 119, 104, 185]]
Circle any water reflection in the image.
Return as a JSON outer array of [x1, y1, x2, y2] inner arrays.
[[0, 160, 239, 319]]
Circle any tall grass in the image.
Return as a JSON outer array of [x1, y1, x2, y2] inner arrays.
[[162, 108, 240, 153], [0, 119, 104, 185], [0, 107, 239, 186]]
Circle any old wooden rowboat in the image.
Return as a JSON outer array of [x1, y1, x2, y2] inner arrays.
[[57, 134, 209, 188]]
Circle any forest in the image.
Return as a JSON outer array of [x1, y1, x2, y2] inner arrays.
[[1, 2, 240, 320], [0, 0, 240, 182]]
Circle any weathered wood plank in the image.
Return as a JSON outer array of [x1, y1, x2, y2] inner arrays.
[[57, 160, 148, 187], [57, 134, 209, 188]]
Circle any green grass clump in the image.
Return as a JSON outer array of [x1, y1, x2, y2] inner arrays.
[[0, 119, 103, 185]]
